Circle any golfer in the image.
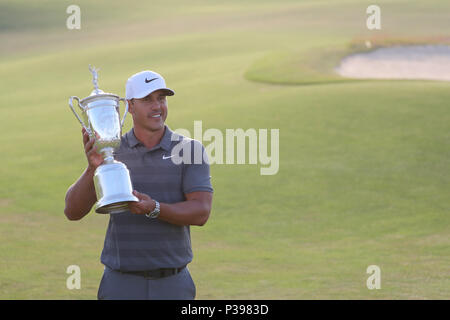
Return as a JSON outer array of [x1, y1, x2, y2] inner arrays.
[[64, 70, 213, 300]]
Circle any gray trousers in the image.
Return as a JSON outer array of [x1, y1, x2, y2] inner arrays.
[[97, 265, 196, 300]]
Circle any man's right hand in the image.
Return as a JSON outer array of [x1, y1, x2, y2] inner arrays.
[[82, 128, 103, 171], [64, 128, 102, 220]]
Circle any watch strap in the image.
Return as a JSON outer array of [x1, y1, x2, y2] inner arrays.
[[145, 200, 160, 219]]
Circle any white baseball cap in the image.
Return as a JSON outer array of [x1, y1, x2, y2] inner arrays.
[[125, 70, 175, 100]]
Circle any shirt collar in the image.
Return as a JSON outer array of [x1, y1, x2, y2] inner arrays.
[[126, 125, 173, 152]]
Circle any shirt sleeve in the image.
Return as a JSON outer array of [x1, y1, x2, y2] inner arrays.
[[182, 139, 214, 194]]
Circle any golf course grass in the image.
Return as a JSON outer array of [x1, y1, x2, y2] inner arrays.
[[0, 0, 449, 299], [245, 36, 450, 85]]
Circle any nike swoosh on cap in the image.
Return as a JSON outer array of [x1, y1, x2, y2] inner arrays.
[[145, 77, 158, 83]]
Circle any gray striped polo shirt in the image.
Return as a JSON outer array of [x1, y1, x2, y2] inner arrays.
[[100, 125, 213, 271]]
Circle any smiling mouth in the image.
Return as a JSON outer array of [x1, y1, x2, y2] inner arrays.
[[150, 113, 161, 118]]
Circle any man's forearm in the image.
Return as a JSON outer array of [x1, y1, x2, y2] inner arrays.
[[158, 199, 211, 227], [64, 167, 98, 220]]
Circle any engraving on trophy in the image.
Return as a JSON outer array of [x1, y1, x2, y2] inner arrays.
[[68, 66, 138, 214]]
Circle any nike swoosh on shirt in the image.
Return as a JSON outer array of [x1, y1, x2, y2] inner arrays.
[[162, 155, 175, 160], [145, 77, 158, 83]]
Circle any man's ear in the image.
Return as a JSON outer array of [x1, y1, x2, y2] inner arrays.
[[127, 99, 133, 113]]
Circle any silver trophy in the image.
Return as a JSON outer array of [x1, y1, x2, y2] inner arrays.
[[68, 65, 138, 214]]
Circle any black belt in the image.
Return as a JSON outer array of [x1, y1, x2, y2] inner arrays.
[[118, 266, 186, 280]]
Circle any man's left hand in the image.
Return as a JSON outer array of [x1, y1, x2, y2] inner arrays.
[[128, 190, 156, 215]]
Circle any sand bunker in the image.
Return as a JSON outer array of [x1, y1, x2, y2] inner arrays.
[[335, 45, 450, 81]]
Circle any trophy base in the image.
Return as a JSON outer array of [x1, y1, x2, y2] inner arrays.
[[95, 196, 138, 214], [94, 161, 139, 214], [96, 203, 128, 214]]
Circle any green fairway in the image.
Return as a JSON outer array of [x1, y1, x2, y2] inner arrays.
[[0, 0, 449, 299]]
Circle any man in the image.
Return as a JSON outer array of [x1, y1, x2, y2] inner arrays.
[[64, 70, 213, 300]]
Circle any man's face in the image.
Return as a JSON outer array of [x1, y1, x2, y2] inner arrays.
[[128, 89, 168, 132]]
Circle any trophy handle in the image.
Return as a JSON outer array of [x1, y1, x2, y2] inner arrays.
[[119, 98, 129, 128], [69, 96, 92, 135]]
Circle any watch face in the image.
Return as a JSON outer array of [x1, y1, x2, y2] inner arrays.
[[150, 212, 159, 218]]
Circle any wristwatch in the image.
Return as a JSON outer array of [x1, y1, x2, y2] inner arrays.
[[145, 200, 160, 219]]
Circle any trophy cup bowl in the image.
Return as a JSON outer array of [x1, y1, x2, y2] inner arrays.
[[68, 66, 138, 214]]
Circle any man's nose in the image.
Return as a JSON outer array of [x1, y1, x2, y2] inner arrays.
[[146, 99, 159, 108]]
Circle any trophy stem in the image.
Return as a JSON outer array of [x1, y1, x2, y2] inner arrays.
[[101, 147, 115, 164]]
